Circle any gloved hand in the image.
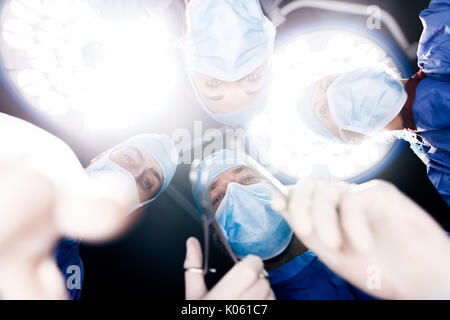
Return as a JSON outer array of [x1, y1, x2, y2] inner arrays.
[[0, 114, 132, 299], [184, 237, 275, 300], [272, 179, 450, 299]]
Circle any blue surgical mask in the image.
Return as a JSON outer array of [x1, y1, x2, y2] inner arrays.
[[215, 182, 293, 260], [184, 0, 275, 82], [86, 154, 146, 216], [327, 66, 407, 137]]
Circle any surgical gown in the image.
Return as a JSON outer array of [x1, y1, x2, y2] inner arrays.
[[55, 238, 84, 300], [405, 0, 450, 205], [268, 250, 375, 300]]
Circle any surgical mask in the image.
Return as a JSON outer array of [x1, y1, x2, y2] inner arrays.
[[184, 0, 275, 82], [86, 154, 147, 216], [215, 182, 293, 260], [327, 66, 407, 137]]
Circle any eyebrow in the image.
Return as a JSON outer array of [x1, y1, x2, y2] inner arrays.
[[232, 166, 245, 174], [129, 147, 145, 163], [208, 181, 217, 192], [207, 166, 248, 192]]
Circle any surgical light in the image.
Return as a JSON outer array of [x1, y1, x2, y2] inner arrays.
[[247, 24, 412, 184], [0, 0, 176, 131]]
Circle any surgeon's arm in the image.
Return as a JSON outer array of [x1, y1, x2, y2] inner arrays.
[[0, 114, 131, 299], [273, 179, 450, 299]]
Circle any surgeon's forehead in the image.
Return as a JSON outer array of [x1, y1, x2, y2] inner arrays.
[[207, 165, 258, 191], [118, 145, 144, 158], [114, 146, 163, 176]]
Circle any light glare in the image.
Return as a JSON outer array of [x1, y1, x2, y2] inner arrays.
[[248, 29, 400, 182], [0, 0, 176, 131]]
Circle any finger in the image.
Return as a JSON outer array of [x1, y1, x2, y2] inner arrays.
[[0, 168, 56, 247], [239, 278, 272, 300], [339, 190, 375, 254], [36, 257, 68, 300], [206, 255, 264, 300], [271, 191, 288, 213], [310, 183, 347, 250], [271, 185, 295, 213], [0, 257, 67, 300], [184, 237, 207, 300], [53, 174, 131, 242], [266, 288, 276, 300], [286, 180, 317, 238]]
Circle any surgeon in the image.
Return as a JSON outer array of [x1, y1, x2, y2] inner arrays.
[[297, 0, 450, 205], [56, 133, 178, 299], [191, 149, 373, 299], [0, 112, 134, 299], [184, 0, 276, 128]]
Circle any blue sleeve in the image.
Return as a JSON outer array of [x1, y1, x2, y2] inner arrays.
[[413, 78, 450, 134], [427, 166, 450, 206], [417, 0, 450, 81], [270, 258, 375, 300], [55, 238, 84, 300]]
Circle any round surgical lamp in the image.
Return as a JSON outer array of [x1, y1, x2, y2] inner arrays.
[[246, 21, 413, 185], [89, 0, 175, 21], [0, 0, 177, 132]]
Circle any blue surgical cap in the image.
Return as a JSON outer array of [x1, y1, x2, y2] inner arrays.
[[184, 0, 275, 82], [327, 66, 407, 137], [192, 149, 259, 214], [113, 134, 178, 197], [297, 81, 341, 142]]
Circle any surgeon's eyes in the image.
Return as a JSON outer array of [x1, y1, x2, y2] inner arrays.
[[140, 175, 155, 191], [246, 73, 260, 82], [206, 79, 221, 88], [212, 194, 224, 207], [242, 176, 257, 184]]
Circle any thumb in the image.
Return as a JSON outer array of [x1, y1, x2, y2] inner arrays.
[[184, 237, 207, 300], [271, 191, 288, 214]]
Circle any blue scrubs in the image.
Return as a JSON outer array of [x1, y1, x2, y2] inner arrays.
[[55, 238, 84, 300], [268, 250, 375, 300], [407, 0, 450, 205]]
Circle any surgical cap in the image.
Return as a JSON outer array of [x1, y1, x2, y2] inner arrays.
[[184, 0, 276, 82], [327, 66, 407, 137], [192, 149, 259, 214], [297, 81, 341, 142], [113, 134, 178, 198]]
